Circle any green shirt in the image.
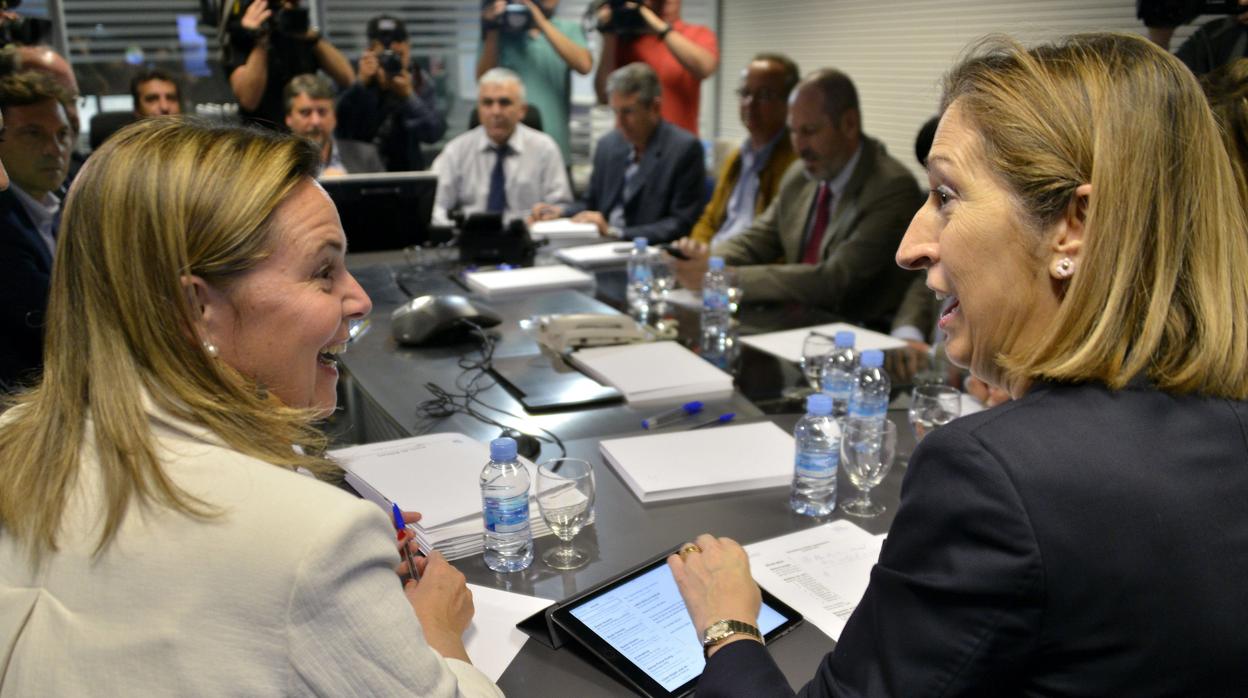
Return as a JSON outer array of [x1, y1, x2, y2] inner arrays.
[[492, 18, 586, 163]]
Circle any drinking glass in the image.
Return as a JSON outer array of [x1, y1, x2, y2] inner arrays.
[[908, 385, 961, 442], [535, 458, 595, 570], [799, 333, 837, 391], [649, 255, 675, 309], [724, 267, 743, 314], [840, 419, 897, 518]]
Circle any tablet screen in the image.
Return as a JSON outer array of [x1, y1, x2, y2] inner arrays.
[[567, 563, 790, 692]]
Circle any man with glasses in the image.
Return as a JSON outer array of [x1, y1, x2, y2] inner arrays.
[[689, 53, 799, 245], [430, 67, 570, 225]]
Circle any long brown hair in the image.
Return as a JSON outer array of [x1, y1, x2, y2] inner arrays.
[[0, 118, 336, 563], [943, 33, 1248, 397]]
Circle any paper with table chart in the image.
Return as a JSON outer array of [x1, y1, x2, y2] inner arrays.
[[463, 264, 596, 298], [744, 520, 885, 642], [529, 218, 601, 241], [598, 421, 795, 503], [331, 433, 551, 560], [463, 584, 555, 681], [567, 340, 734, 406], [740, 322, 906, 363], [554, 241, 634, 268]]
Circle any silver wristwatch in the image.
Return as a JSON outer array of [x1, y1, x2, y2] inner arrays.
[[700, 619, 763, 658]]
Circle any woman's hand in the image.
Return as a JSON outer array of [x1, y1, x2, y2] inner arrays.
[[667, 533, 762, 650], [403, 551, 475, 662]]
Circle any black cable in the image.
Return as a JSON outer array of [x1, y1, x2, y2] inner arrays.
[[413, 320, 568, 458]]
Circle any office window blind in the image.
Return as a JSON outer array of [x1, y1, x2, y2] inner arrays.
[[718, 0, 1209, 181]]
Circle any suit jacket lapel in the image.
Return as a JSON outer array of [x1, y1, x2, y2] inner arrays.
[[784, 176, 819, 262], [0, 189, 53, 271], [626, 122, 667, 208]]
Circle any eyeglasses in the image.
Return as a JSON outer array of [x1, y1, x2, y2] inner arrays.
[[479, 97, 515, 108], [736, 88, 785, 103]]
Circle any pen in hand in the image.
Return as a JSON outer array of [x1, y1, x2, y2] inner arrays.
[[391, 502, 422, 584]]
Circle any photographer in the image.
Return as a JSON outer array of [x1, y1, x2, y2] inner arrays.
[[225, 0, 353, 129], [336, 15, 446, 172], [593, 0, 717, 136], [476, 0, 590, 164]]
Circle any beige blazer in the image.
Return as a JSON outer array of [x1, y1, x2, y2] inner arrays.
[[712, 135, 923, 329], [0, 403, 501, 697]]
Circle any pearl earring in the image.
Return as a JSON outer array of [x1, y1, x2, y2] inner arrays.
[[203, 341, 219, 358], [1054, 257, 1075, 279]]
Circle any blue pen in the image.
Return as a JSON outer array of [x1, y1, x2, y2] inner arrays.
[[642, 400, 704, 429], [391, 502, 421, 583], [689, 412, 735, 430]]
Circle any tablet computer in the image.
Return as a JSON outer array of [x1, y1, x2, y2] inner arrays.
[[548, 546, 802, 697]]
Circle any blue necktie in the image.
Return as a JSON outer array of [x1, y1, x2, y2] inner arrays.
[[487, 144, 508, 213]]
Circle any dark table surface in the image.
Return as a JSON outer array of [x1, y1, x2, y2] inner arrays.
[[338, 250, 915, 695]]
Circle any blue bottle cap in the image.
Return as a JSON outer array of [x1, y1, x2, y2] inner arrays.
[[805, 393, 833, 416], [834, 330, 855, 348], [634, 237, 649, 250], [860, 349, 884, 368], [490, 437, 518, 461], [708, 256, 725, 270]]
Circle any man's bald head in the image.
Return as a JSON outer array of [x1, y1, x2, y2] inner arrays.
[[14, 46, 79, 138]]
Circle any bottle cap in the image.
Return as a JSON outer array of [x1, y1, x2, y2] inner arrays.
[[834, 330, 855, 348], [860, 349, 884, 368], [633, 237, 649, 250], [805, 393, 833, 416], [490, 437, 518, 461], [708, 256, 725, 270]]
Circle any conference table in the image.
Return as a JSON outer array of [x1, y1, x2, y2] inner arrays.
[[339, 247, 917, 696]]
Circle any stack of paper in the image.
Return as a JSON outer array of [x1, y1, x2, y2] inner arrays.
[[740, 322, 906, 363], [568, 341, 733, 406], [598, 421, 795, 502], [464, 264, 595, 298], [745, 521, 885, 641], [554, 241, 635, 268], [332, 433, 551, 561], [529, 218, 601, 241]]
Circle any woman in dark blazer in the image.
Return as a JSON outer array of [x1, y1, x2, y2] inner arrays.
[[668, 33, 1248, 696]]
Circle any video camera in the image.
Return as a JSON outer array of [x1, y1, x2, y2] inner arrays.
[[482, 2, 541, 34], [0, 1, 53, 47], [592, 0, 649, 36]]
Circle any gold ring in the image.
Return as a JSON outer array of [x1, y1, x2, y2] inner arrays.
[[678, 543, 702, 557]]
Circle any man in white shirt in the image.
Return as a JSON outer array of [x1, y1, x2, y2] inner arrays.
[[430, 67, 570, 225]]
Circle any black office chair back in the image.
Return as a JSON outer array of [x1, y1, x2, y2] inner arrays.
[[468, 102, 543, 133], [89, 111, 138, 151]]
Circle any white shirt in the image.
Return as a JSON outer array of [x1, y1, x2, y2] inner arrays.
[[11, 184, 60, 257], [431, 122, 572, 225]]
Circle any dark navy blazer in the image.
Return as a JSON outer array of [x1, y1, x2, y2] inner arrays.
[[0, 188, 54, 391]]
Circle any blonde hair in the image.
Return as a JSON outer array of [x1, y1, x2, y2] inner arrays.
[[0, 118, 335, 563], [943, 33, 1248, 397], [1201, 58, 1248, 206]]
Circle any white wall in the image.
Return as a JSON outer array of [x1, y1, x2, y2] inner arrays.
[[717, 0, 1209, 181]]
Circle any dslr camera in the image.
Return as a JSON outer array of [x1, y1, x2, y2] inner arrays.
[[378, 49, 404, 76], [483, 2, 537, 34], [270, 2, 310, 37], [0, 0, 53, 46], [595, 0, 648, 36]]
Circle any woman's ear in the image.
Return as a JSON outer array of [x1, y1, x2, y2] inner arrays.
[[180, 274, 229, 347], [1049, 183, 1091, 279]]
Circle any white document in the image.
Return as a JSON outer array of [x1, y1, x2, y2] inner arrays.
[[462, 584, 555, 682], [598, 421, 795, 502], [740, 323, 906, 364], [464, 265, 595, 299], [569, 341, 733, 406], [744, 520, 884, 642], [530, 218, 601, 241], [554, 241, 635, 268]]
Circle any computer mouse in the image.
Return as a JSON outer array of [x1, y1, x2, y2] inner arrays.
[[500, 428, 542, 461], [390, 294, 502, 346]]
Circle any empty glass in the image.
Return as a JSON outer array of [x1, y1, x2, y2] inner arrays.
[[800, 333, 837, 391], [840, 419, 897, 518], [724, 267, 743, 314], [535, 458, 595, 570], [908, 385, 962, 442], [649, 255, 675, 309]]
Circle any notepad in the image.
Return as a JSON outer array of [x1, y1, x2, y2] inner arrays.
[[598, 421, 795, 503], [332, 433, 551, 560], [530, 218, 601, 241], [464, 264, 596, 298], [554, 241, 635, 268], [740, 322, 906, 363], [567, 341, 734, 406]]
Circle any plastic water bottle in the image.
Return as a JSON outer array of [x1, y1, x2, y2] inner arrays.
[[848, 349, 890, 426], [819, 331, 857, 419], [480, 437, 533, 573], [701, 256, 732, 363], [626, 237, 653, 319], [790, 393, 841, 516]]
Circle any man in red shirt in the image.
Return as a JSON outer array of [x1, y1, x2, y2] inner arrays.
[[594, 0, 718, 136]]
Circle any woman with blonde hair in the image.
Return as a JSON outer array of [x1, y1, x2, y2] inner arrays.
[[0, 119, 501, 696], [668, 33, 1248, 695]]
